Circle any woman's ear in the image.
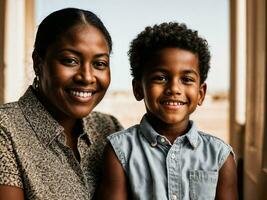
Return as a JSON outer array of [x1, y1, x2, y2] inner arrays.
[[198, 82, 207, 106], [132, 79, 144, 101], [32, 50, 42, 76]]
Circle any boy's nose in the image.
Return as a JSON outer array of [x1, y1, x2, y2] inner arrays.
[[165, 80, 182, 95]]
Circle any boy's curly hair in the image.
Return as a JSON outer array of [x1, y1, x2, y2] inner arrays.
[[128, 22, 211, 83]]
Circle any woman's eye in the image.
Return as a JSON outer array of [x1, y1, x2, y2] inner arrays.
[[93, 61, 109, 69], [61, 58, 78, 66], [152, 76, 167, 82]]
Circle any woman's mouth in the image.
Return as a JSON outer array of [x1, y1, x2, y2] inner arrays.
[[69, 90, 93, 98], [68, 89, 95, 102]]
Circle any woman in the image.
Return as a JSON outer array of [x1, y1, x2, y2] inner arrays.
[[0, 8, 122, 200]]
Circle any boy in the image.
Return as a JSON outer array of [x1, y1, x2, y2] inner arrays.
[[96, 22, 237, 200]]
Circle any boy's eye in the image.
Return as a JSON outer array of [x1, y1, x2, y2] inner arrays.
[[181, 76, 195, 84], [93, 61, 109, 69], [61, 57, 79, 66]]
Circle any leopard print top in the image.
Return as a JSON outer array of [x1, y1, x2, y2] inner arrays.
[[0, 87, 123, 200]]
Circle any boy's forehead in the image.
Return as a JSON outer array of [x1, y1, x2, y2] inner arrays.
[[143, 47, 200, 72]]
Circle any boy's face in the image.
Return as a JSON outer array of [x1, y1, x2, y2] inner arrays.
[[133, 48, 206, 130]]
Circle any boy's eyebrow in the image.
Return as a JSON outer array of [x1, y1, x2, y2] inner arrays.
[[149, 67, 199, 76], [181, 69, 199, 76]]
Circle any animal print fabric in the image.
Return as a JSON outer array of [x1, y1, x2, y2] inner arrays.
[[0, 87, 123, 200]]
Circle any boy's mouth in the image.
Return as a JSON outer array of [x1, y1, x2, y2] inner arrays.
[[160, 100, 188, 110], [162, 100, 187, 106]]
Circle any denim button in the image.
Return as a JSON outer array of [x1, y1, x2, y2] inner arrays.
[[150, 142, 157, 147]]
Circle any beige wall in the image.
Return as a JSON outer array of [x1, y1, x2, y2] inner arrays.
[[230, 0, 267, 199], [0, 0, 35, 103], [0, 0, 6, 104]]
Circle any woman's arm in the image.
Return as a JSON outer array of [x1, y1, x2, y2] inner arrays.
[[0, 128, 24, 200], [215, 154, 238, 200], [95, 143, 128, 200], [0, 185, 24, 200]]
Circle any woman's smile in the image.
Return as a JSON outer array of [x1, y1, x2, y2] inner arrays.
[[37, 24, 110, 120], [68, 89, 94, 102]]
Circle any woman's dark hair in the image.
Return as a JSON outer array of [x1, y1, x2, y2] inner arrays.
[[34, 7, 112, 58], [128, 22, 211, 83]]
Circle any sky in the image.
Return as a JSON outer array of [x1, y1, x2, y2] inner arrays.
[[36, 0, 229, 93]]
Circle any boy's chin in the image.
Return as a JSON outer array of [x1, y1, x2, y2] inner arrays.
[[148, 113, 189, 126]]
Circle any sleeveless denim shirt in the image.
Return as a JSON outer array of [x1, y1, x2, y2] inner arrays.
[[107, 115, 234, 200]]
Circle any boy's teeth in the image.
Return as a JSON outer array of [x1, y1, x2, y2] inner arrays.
[[165, 101, 184, 106], [70, 90, 92, 98]]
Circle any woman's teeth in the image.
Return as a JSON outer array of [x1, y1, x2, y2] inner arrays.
[[70, 90, 92, 98]]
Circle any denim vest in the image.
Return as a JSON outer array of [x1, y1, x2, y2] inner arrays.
[[107, 115, 234, 200]]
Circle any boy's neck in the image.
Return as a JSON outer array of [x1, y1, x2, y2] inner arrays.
[[146, 114, 191, 144]]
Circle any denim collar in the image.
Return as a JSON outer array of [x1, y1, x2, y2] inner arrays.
[[139, 115, 200, 149]]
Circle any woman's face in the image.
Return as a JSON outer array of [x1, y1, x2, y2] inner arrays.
[[35, 24, 110, 120]]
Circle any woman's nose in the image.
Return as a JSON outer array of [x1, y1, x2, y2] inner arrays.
[[74, 65, 96, 84]]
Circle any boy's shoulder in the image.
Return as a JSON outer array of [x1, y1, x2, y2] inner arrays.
[[107, 124, 140, 140], [196, 130, 231, 148]]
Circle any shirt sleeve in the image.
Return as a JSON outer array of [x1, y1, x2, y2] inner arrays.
[[0, 127, 23, 188], [218, 142, 235, 169], [107, 133, 127, 168]]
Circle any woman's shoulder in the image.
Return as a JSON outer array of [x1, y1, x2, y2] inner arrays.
[[84, 111, 123, 134], [89, 111, 118, 121], [0, 101, 23, 127], [0, 101, 20, 114], [0, 101, 26, 150]]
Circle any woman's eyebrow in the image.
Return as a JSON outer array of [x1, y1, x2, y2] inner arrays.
[[58, 49, 110, 58], [94, 53, 110, 58]]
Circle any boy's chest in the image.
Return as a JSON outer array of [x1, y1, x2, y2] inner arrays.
[[126, 141, 220, 200]]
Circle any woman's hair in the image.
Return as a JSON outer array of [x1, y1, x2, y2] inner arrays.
[[128, 22, 211, 83], [34, 8, 112, 58]]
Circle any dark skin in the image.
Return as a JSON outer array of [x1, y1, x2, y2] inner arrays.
[[96, 48, 238, 199], [0, 186, 24, 200], [95, 144, 129, 200], [0, 24, 111, 199]]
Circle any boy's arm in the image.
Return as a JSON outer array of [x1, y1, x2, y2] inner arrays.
[[215, 154, 238, 200], [95, 143, 129, 200]]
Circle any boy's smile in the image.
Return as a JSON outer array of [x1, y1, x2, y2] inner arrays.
[[133, 48, 206, 137]]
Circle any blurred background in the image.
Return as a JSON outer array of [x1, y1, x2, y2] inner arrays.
[[0, 0, 266, 199]]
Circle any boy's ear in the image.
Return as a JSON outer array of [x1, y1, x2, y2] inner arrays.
[[198, 83, 207, 106], [132, 79, 144, 101]]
